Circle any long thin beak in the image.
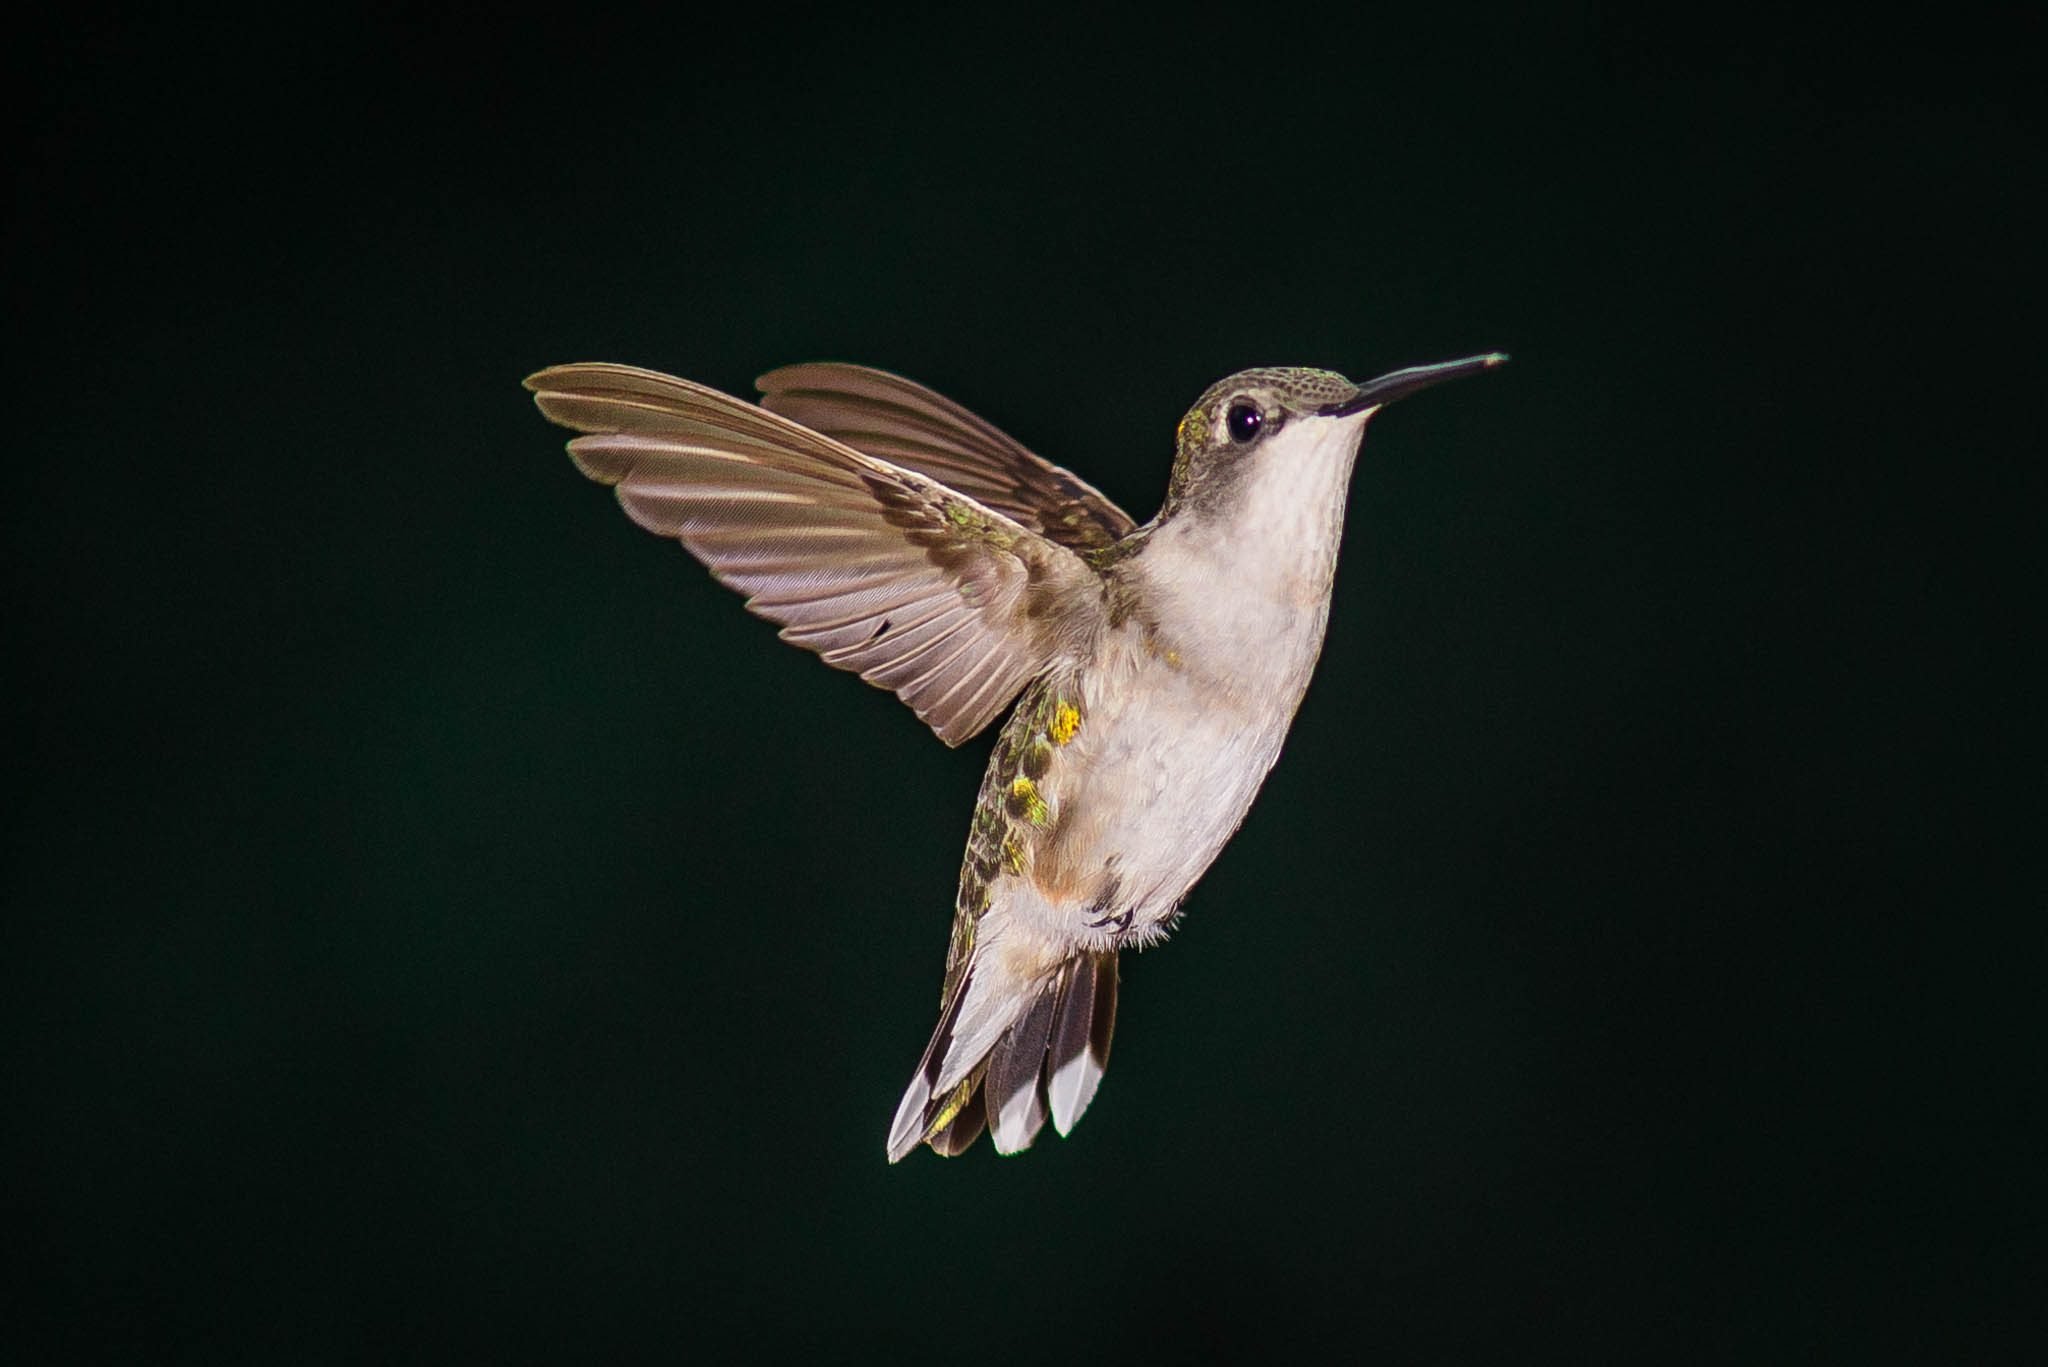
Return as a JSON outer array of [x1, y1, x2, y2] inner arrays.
[[1321, 352, 1510, 416]]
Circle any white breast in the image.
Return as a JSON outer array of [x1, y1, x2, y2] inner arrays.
[[1054, 411, 1373, 942]]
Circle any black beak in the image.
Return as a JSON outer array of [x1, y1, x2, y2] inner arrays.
[[1320, 353, 1509, 417]]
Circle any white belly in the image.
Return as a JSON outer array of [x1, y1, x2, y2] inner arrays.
[[1059, 630, 1318, 942]]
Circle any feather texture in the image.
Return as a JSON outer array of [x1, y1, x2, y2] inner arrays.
[[1047, 951, 1117, 1136], [985, 971, 1062, 1153], [757, 363, 1137, 553], [885, 948, 1120, 1160], [526, 363, 1105, 745], [925, 1084, 987, 1157]]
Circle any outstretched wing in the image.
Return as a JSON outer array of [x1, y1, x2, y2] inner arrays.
[[756, 363, 1138, 554], [527, 363, 1103, 746]]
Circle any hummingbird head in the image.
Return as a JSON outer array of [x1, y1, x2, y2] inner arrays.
[[1160, 355, 1508, 521]]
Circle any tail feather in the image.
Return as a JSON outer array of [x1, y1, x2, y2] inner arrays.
[[1047, 951, 1118, 1136], [885, 949, 1122, 1161], [926, 1075, 988, 1156], [986, 973, 1062, 1153], [885, 975, 970, 1162]]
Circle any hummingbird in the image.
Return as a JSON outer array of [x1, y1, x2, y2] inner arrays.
[[525, 351, 1506, 1160]]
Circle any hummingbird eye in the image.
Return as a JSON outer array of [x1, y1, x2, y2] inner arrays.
[[1225, 401, 1263, 444]]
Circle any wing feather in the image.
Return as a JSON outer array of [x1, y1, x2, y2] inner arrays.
[[757, 363, 1139, 553], [528, 363, 1104, 745]]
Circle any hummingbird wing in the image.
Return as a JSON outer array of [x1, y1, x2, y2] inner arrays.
[[528, 363, 1103, 746], [755, 364, 1138, 554]]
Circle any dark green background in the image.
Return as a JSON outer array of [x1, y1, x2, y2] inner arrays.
[[8, 8, 2035, 1359]]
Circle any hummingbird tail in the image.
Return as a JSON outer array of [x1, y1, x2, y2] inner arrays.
[[884, 950, 1119, 1162]]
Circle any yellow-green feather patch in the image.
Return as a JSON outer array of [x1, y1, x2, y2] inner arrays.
[[1049, 702, 1080, 746], [1007, 777, 1050, 826], [926, 1077, 978, 1137]]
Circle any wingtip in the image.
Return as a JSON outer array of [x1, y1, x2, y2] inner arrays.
[[522, 363, 583, 393]]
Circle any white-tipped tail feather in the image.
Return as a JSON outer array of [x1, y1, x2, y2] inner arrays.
[[1046, 951, 1116, 1135], [886, 951, 1119, 1161], [986, 980, 1058, 1152]]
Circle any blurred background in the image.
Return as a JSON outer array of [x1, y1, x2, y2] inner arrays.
[[6, 6, 2036, 1359]]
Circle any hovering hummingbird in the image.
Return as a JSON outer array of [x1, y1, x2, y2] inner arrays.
[[526, 351, 1506, 1160]]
